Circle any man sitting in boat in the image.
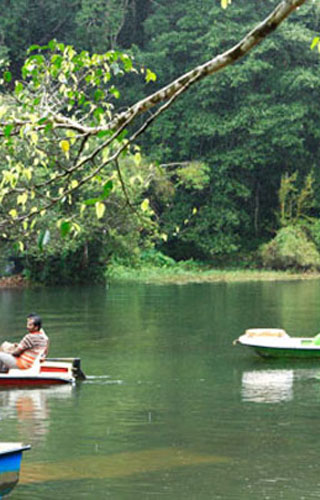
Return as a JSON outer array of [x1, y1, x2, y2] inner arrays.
[[0, 313, 49, 371]]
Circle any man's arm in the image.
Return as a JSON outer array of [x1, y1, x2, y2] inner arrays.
[[9, 335, 30, 356]]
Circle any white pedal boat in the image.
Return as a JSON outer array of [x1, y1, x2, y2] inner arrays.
[[0, 357, 85, 386], [234, 328, 320, 359]]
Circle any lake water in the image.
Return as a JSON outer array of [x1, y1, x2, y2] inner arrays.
[[2, 280, 320, 499]]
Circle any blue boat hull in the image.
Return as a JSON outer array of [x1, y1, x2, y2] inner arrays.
[[0, 444, 30, 498]]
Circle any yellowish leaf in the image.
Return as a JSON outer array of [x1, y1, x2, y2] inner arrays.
[[60, 140, 70, 153], [66, 130, 76, 145], [17, 192, 28, 205], [140, 198, 150, 212], [0, 105, 7, 119], [72, 223, 81, 235], [30, 132, 38, 144], [134, 152, 142, 166], [9, 209, 18, 218], [102, 147, 109, 162], [23, 168, 32, 181], [95, 201, 105, 219]]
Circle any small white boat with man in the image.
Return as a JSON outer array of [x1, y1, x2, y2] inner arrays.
[[0, 313, 86, 386], [0, 355, 85, 386]]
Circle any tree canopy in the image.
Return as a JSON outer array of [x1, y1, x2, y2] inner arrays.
[[0, 0, 319, 281], [0, 0, 309, 232]]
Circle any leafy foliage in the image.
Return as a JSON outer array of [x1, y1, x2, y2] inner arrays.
[[260, 226, 320, 271], [0, 0, 315, 282], [278, 171, 315, 227], [0, 41, 158, 240], [132, 0, 320, 259]]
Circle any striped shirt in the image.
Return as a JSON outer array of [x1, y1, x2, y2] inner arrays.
[[15, 329, 49, 369]]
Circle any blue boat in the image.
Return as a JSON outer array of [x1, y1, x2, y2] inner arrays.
[[0, 443, 30, 498]]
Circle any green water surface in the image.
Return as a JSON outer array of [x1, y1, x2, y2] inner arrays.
[[1, 280, 320, 499]]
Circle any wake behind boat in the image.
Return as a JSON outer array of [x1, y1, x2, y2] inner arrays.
[[233, 328, 320, 359]]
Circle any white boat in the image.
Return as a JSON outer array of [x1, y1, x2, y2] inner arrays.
[[234, 328, 320, 359], [0, 357, 85, 386]]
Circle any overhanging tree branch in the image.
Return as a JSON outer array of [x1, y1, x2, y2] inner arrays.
[[3, 0, 306, 138], [0, 0, 309, 233]]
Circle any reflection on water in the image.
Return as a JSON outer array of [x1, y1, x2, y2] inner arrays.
[[242, 369, 294, 403], [241, 368, 320, 404], [0, 385, 74, 443]]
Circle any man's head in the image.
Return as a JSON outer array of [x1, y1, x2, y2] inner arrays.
[[27, 313, 42, 332]]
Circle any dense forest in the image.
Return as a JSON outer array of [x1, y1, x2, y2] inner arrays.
[[0, 0, 319, 283]]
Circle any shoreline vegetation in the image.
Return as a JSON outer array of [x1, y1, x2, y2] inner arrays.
[[105, 265, 320, 285], [0, 275, 29, 288], [2, 269, 320, 288]]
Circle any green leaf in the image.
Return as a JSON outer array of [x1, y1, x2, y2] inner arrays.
[[110, 87, 120, 99], [93, 107, 104, 120], [4, 124, 14, 137], [83, 181, 113, 205], [14, 82, 24, 95], [38, 116, 48, 125], [102, 180, 113, 198], [60, 221, 71, 237], [121, 56, 133, 72], [83, 197, 100, 206], [94, 89, 104, 101], [51, 54, 63, 68], [44, 122, 53, 133], [97, 130, 111, 138], [27, 44, 41, 53], [48, 40, 57, 51], [13, 241, 24, 253], [38, 229, 50, 251], [3, 71, 12, 83]]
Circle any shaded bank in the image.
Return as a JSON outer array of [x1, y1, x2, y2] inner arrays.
[[0, 275, 29, 288]]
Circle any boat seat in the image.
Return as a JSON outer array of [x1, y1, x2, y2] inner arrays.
[[245, 328, 289, 338]]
